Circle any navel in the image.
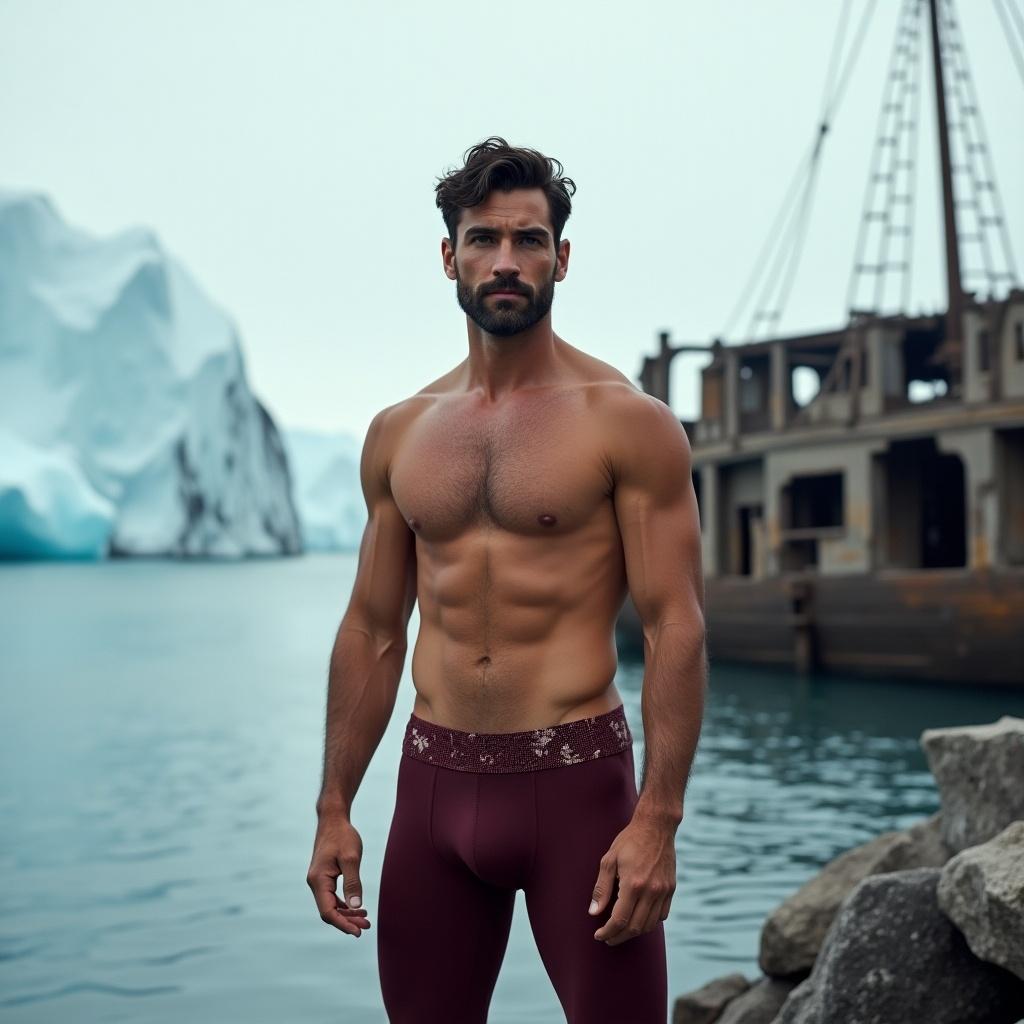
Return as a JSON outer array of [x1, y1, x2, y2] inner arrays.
[[538, 513, 558, 527]]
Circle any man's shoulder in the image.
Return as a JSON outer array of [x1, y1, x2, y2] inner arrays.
[[585, 374, 673, 425], [586, 377, 689, 475], [363, 372, 460, 470], [369, 376, 451, 434], [555, 344, 655, 418]]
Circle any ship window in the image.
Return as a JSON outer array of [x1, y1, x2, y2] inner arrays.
[[785, 472, 844, 529], [739, 372, 763, 412], [1015, 322, 1024, 361], [791, 366, 820, 407]]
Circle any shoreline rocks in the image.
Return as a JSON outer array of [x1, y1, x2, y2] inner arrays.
[[758, 812, 950, 978], [672, 716, 1024, 1024], [938, 820, 1024, 982], [672, 973, 751, 1024], [775, 868, 1024, 1024], [922, 717, 1024, 852]]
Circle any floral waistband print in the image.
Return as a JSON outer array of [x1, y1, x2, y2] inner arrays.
[[402, 705, 633, 773]]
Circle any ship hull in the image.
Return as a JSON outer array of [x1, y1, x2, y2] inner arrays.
[[616, 568, 1024, 687]]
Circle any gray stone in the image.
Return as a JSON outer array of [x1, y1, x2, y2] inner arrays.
[[938, 820, 1024, 981], [774, 867, 1024, 1024], [672, 972, 751, 1024], [717, 976, 799, 1024], [758, 813, 951, 977], [921, 716, 1024, 853]]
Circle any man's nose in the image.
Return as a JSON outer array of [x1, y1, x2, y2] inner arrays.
[[491, 240, 520, 277]]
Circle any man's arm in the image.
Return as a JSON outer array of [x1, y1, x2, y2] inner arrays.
[[307, 405, 417, 937], [590, 387, 707, 945], [614, 392, 706, 824]]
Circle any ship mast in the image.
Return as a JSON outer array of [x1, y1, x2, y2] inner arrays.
[[927, 0, 965, 371]]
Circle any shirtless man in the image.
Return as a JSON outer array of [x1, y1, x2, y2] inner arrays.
[[307, 137, 707, 1023]]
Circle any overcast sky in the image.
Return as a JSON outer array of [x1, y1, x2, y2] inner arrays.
[[3, 0, 1021, 440]]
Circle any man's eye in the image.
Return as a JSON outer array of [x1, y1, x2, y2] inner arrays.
[[471, 236, 494, 244], [520, 237, 541, 246]]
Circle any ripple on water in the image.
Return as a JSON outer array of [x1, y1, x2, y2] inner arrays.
[[0, 941, 44, 963], [99, 844, 192, 864], [93, 946, 218, 968], [0, 981, 182, 1009], [100, 879, 196, 907]]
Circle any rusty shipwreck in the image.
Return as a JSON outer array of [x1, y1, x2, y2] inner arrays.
[[620, 0, 1024, 686]]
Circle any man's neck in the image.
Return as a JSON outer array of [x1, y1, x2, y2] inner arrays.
[[463, 316, 562, 401]]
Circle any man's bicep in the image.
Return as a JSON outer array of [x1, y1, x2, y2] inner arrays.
[[347, 499, 416, 639], [611, 397, 704, 637], [344, 409, 417, 640]]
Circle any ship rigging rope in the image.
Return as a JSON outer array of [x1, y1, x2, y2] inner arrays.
[[847, 0, 923, 315], [721, 0, 880, 341], [942, 0, 1020, 285], [993, 0, 1024, 89]]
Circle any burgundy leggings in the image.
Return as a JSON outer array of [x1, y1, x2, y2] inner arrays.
[[376, 705, 668, 1023]]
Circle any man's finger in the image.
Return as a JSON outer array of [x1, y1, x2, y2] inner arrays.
[[638, 892, 664, 936], [311, 873, 367, 935], [605, 890, 655, 946], [317, 894, 371, 936], [332, 908, 370, 936], [594, 878, 637, 943], [658, 891, 673, 922], [341, 856, 363, 910], [588, 854, 617, 917], [641, 885, 671, 934]]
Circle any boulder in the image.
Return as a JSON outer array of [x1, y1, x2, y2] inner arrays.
[[921, 717, 1024, 852], [774, 867, 1024, 1024], [672, 972, 751, 1024], [938, 820, 1024, 981], [716, 976, 798, 1024], [758, 813, 951, 977]]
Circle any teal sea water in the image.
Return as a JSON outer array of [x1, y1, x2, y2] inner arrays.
[[2, 553, 1022, 1023]]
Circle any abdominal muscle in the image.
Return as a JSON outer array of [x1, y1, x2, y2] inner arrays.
[[408, 534, 626, 733]]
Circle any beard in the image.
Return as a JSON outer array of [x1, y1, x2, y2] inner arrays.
[[455, 269, 556, 337]]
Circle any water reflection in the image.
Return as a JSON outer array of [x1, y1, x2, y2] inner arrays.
[[2, 556, 1022, 1021]]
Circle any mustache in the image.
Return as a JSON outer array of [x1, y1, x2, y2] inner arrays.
[[480, 278, 531, 297]]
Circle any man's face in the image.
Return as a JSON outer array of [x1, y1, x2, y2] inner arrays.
[[442, 187, 570, 337]]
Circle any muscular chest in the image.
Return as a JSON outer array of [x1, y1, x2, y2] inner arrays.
[[390, 394, 610, 542]]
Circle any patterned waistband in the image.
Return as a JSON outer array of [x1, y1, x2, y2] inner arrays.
[[402, 704, 633, 774]]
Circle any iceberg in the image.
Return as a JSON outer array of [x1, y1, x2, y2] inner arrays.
[[0, 190, 301, 559], [0, 427, 115, 559], [282, 428, 366, 552]]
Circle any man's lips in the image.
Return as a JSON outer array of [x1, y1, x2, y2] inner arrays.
[[485, 290, 527, 298]]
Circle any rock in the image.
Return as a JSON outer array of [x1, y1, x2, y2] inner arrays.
[[921, 717, 1024, 852], [672, 972, 751, 1024], [758, 813, 951, 977], [938, 820, 1024, 981], [903, 810, 955, 864], [774, 867, 1024, 1024], [717, 976, 799, 1024]]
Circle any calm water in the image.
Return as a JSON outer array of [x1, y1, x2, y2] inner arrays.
[[2, 554, 1022, 1023]]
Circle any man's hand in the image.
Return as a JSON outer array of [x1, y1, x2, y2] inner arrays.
[[589, 815, 676, 946], [307, 817, 371, 937]]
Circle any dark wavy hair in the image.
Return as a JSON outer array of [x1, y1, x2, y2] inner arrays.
[[435, 137, 576, 247]]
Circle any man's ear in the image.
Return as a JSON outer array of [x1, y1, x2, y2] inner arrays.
[[441, 237, 457, 281], [555, 238, 570, 283]]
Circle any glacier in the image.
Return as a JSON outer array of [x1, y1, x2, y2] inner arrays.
[[0, 190, 301, 559], [282, 428, 365, 552]]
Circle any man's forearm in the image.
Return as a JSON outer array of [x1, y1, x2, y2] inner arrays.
[[633, 620, 707, 826], [316, 622, 407, 819]]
